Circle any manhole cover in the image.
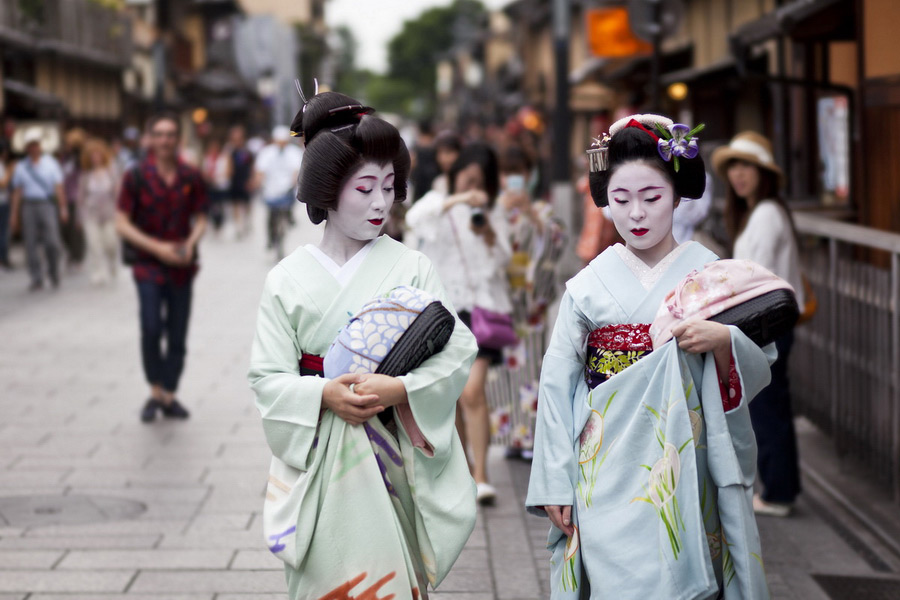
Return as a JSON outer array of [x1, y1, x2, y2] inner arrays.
[[813, 574, 900, 600], [0, 495, 146, 528]]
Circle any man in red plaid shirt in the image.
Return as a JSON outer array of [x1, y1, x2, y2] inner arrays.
[[116, 112, 209, 423]]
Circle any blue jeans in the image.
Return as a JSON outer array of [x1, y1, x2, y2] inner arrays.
[[136, 279, 193, 393], [749, 331, 801, 503], [0, 202, 9, 264]]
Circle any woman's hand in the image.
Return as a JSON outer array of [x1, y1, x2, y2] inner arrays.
[[544, 505, 574, 537], [322, 373, 384, 426], [352, 374, 408, 408], [672, 320, 733, 379]]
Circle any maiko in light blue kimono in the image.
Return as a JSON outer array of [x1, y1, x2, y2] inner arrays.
[[526, 241, 775, 600]]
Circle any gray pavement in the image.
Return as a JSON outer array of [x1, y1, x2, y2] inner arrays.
[[0, 208, 896, 599]]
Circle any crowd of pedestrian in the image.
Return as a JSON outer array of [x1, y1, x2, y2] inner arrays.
[[2, 94, 810, 599]]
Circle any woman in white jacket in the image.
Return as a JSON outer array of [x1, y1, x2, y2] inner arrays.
[[712, 131, 804, 517], [406, 143, 512, 504]]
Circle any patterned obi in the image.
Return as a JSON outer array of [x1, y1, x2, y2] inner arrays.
[[584, 324, 653, 389]]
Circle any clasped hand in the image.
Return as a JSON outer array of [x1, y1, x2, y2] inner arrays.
[[321, 373, 408, 426]]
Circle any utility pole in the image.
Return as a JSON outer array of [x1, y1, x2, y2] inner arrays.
[[649, 0, 662, 111], [552, 0, 578, 276]]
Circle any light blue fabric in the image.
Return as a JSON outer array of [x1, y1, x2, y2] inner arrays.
[[12, 155, 63, 201], [526, 243, 775, 600]]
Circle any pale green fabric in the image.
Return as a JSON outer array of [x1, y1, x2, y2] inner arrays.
[[248, 236, 478, 600]]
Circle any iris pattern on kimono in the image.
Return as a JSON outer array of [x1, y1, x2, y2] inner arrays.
[[526, 242, 774, 600]]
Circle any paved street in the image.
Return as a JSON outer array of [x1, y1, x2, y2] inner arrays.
[[0, 207, 896, 599]]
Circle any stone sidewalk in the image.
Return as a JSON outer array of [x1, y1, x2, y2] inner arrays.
[[0, 208, 894, 599]]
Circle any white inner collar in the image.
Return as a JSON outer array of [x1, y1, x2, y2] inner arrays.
[[305, 237, 379, 287]]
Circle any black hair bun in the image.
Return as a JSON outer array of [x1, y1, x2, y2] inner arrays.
[[590, 125, 706, 207], [289, 91, 374, 144], [296, 96, 410, 225]]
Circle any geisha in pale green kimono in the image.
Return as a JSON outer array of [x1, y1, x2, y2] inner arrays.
[[248, 92, 477, 600], [526, 115, 775, 599]]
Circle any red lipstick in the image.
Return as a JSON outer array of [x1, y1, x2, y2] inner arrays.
[[631, 228, 648, 236], [368, 219, 384, 226]]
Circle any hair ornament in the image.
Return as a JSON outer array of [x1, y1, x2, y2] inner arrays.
[[654, 122, 705, 172], [610, 113, 673, 136], [586, 133, 611, 172]]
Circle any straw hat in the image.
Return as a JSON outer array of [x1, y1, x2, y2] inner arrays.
[[711, 131, 783, 184]]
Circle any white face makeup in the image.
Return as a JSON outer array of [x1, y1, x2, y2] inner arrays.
[[607, 161, 678, 265], [327, 161, 395, 242]]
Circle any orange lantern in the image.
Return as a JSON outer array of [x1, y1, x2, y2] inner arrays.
[[586, 7, 653, 58]]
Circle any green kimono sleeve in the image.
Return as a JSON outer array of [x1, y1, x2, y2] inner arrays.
[[396, 255, 478, 461], [248, 268, 327, 471]]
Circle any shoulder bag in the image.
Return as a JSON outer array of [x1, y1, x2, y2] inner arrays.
[[449, 209, 518, 349]]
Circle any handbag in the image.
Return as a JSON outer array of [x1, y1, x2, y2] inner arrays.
[[650, 259, 800, 349], [797, 275, 817, 324], [448, 210, 518, 350]]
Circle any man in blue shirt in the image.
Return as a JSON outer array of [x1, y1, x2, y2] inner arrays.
[[10, 129, 68, 291]]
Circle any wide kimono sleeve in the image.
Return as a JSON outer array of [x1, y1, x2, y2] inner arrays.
[[247, 266, 329, 471], [526, 290, 593, 514], [396, 253, 478, 460]]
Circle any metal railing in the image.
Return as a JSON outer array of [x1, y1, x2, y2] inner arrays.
[[790, 212, 900, 502]]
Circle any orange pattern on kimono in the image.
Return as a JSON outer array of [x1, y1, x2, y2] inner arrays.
[[318, 571, 420, 600]]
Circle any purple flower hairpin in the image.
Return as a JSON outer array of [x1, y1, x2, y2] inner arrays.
[[655, 122, 705, 172]]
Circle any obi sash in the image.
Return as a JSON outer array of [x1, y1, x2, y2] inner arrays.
[[584, 324, 653, 389]]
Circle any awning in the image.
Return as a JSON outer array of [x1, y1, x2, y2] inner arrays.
[[732, 0, 854, 46], [3, 79, 64, 108]]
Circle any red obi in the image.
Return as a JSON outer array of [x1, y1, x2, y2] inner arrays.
[[584, 323, 742, 412]]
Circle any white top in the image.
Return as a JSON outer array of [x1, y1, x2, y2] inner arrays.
[[304, 238, 378, 288], [672, 173, 712, 244], [12, 154, 63, 201], [405, 189, 513, 313], [255, 142, 304, 201], [733, 199, 805, 307]]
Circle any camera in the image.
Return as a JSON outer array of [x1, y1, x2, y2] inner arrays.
[[470, 208, 487, 227]]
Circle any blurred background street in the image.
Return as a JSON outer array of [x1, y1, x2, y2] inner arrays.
[[2, 0, 900, 598], [0, 214, 896, 599]]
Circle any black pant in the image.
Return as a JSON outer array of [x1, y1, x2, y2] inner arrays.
[[749, 331, 801, 503], [136, 279, 193, 393]]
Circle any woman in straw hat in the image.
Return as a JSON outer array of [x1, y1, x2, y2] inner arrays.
[[712, 131, 803, 518]]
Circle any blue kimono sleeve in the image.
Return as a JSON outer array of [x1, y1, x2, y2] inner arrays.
[[526, 290, 592, 515], [247, 269, 328, 471]]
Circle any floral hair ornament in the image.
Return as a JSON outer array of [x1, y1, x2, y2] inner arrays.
[[586, 133, 611, 172], [655, 122, 705, 172]]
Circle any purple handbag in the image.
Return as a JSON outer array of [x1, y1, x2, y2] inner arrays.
[[448, 210, 519, 350], [470, 305, 518, 349]]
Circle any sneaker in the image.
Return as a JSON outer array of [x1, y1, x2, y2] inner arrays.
[[753, 493, 792, 517], [520, 449, 534, 461], [140, 398, 161, 423], [476, 482, 496, 506], [28, 280, 43, 292], [160, 399, 190, 419]]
